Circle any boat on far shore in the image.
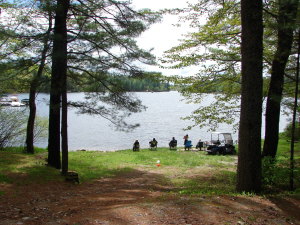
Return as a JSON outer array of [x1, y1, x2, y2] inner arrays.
[[0, 95, 26, 107]]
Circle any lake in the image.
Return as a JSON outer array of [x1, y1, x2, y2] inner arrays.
[[16, 92, 289, 151]]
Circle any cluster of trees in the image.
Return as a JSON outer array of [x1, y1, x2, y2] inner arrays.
[[162, 0, 299, 192], [114, 72, 171, 92], [0, 68, 171, 93], [0, 0, 161, 173], [65, 71, 171, 92]]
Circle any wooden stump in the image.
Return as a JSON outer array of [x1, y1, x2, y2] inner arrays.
[[64, 171, 79, 184]]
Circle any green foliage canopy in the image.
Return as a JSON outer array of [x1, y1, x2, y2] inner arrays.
[[161, 0, 299, 131]]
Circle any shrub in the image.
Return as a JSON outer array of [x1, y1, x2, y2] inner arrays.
[[281, 121, 300, 141], [0, 107, 48, 149], [262, 156, 290, 190], [0, 107, 27, 149]]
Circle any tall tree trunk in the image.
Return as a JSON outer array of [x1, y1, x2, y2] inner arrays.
[[290, 31, 300, 191], [61, 84, 68, 175], [262, 0, 299, 158], [25, 9, 52, 154], [61, 1, 70, 175], [48, 0, 69, 169], [237, 0, 263, 193], [25, 85, 37, 154], [61, 32, 69, 175]]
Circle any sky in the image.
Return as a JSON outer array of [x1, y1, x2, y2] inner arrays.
[[130, 0, 199, 76]]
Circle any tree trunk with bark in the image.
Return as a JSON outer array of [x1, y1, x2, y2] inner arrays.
[[262, 0, 299, 158], [61, 87, 68, 175], [48, 0, 69, 169], [25, 85, 37, 154], [25, 10, 52, 154], [237, 0, 263, 193]]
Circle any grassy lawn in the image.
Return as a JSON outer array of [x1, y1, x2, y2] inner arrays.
[[69, 148, 238, 194], [0, 147, 64, 187], [0, 139, 299, 196]]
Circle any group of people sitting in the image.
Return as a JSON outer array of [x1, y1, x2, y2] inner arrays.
[[133, 138, 158, 151], [132, 134, 204, 151], [183, 134, 205, 151]]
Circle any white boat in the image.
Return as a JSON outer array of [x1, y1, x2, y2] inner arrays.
[[11, 101, 25, 107], [0, 95, 26, 107], [0, 95, 11, 106]]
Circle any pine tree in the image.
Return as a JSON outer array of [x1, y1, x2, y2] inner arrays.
[[237, 0, 263, 193]]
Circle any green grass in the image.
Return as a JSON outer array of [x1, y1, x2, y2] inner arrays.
[[67, 148, 238, 195], [0, 139, 299, 196], [1, 146, 47, 154], [261, 139, 300, 193], [68, 148, 236, 182], [172, 170, 237, 195], [0, 148, 63, 188]]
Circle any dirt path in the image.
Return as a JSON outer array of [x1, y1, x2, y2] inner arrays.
[[0, 169, 299, 225]]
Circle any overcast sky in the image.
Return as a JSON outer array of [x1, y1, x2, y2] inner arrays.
[[130, 0, 199, 76]]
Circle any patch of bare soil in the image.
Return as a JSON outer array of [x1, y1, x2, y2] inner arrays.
[[0, 169, 299, 225]]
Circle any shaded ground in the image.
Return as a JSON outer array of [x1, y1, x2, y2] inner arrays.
[[0, 169, 300, 225]]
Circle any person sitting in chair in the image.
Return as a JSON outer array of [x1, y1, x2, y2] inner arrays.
[[196, 139, 204, 151], [169, 137, 177, 149], [149, 138, 158, 149], [133, 140, 140, 151], [184, 140, 193, 151]]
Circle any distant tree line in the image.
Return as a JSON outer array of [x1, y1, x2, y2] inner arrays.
[[68, 72, 171, 92], [108, 72, 171, 92], [0, 65, 171, 93]]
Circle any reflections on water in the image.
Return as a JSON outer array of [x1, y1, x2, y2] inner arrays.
[[17, 92, 289, 151]]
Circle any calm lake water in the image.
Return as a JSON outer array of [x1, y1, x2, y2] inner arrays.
[[17, 92, 289, 151]]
